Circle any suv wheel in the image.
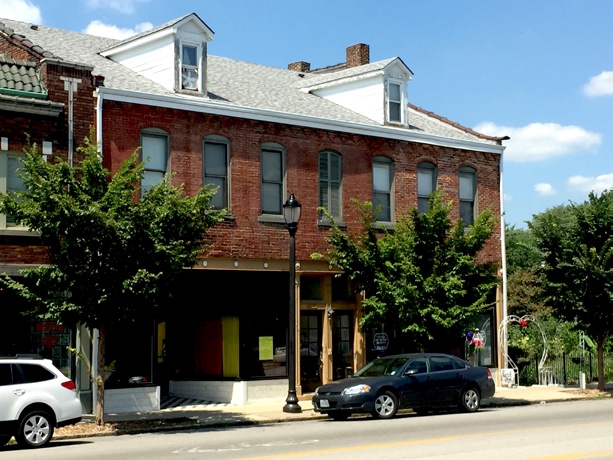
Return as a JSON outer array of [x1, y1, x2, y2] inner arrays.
[[16, 410, 54, 448]]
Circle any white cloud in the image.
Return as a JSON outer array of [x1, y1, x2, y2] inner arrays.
[[474, 122, 602, 162], [83, 20, 153, 39], [85, 0, 149, 14], [534, 183, 556, 197], [1, 0, 42, 23], [583, 71, 613, 97], [567, 173, 613, 194]]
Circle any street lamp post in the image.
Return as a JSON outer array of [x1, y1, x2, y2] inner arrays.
[[283, 193, 302, 413]]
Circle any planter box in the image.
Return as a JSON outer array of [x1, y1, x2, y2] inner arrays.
[[104, 386, 160, 413]]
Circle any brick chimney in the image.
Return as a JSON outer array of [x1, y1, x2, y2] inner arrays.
[[346, 43, 369, 68], [288, 61, 311, 72]]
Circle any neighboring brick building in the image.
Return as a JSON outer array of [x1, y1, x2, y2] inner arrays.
[[0, 13, 507, 405]]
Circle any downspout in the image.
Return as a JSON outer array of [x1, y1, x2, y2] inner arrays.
[[91, 87, 103, 413], [499, 147, 508, 370], [60, 77, 81, 166], [95, 87, 103, 158]]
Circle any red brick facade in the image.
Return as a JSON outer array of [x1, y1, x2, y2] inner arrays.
[[0, 38, 95, 265], [102, 100, 501, 265]]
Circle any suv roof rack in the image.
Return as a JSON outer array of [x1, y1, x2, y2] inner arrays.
[[0, 354, 43, 359]]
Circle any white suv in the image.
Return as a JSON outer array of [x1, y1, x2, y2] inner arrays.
[[0, 355, 82, 448]]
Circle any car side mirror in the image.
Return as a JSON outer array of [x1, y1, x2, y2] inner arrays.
[[404, 368, 418, 376]]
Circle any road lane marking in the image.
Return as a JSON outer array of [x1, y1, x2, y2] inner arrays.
[[231, 421, 613, 459]]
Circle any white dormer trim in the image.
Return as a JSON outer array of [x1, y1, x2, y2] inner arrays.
[[100, 13, 213, 96], [301, 57, 413, 127]]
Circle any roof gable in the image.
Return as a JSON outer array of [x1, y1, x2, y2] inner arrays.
[[100, 13, 213, 58]]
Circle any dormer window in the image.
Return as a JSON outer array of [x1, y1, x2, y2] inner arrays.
[[387, 81, 403, 124], [181, 43, 199, 91]]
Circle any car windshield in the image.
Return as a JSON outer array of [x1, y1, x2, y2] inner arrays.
[[353, 357, 409, 377]]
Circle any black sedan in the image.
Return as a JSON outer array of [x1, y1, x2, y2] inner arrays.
[[312, 353, 495, 420]]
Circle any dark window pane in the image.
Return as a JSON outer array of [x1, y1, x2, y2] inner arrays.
[[17, 364, 55, 383], [205, 143, 227, 176], [0, 363, 11, 386], [262, 150, 282, 182], [261, 183, 282, 214], [182, 45, 197, 66], [373, 192, 391, 221]]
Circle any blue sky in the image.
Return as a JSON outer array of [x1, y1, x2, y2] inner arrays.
[[2, 0, 612, 228]]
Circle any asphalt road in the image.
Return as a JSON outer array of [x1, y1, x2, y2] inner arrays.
[[3, 399, 613, 459]]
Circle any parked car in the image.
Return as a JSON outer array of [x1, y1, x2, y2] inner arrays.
[[0, 355, 82, 448], [312, 352, 495, 420]]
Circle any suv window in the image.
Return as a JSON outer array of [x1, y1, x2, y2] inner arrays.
[[15, 364, 55, 384], [0, 363, 11, 385]]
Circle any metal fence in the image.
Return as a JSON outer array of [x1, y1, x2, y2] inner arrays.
[[518, 352, 613, 386]]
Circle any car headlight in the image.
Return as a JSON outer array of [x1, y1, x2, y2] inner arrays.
[[342, 384, 371, 395]]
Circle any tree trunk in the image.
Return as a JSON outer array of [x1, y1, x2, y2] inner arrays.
[[597, 338, 605, 392], [95, 324, 106, 425]]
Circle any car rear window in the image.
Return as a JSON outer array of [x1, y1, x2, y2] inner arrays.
[[15, 364, 56, 384]]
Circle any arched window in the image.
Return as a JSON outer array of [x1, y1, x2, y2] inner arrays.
[[372, 156, 394, 222], [204, 135, 230, 210], [140, 128, 169, 197], [459, 166, 477, 225], [417, 162, 437, 213], [260, 142, 286, 215], [319, 151, 342, 220]]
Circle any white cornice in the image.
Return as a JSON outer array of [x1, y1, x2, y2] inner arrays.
[[96, 87, 505, 155]]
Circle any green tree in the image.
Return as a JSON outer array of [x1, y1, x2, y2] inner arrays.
[[529, 190, 613, 390], [0, 132, 224, 423], [505, 224, 542, 275], [313, 191, 499, 351]]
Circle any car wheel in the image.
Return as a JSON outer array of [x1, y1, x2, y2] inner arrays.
[[460, 387, 481, 412], [372, 391, 398, 419], [16, 410, 54, 448], [329, 411, 350, 421], [0, 435, 12, 447]]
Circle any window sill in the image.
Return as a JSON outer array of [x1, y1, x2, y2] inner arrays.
[[317, 220, 347, 229], [0, 228, 39, 237], [371, 221, 395, 231], [257, 214, 286, 225]]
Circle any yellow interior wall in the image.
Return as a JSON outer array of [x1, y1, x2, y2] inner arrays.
[[157, 321, 166, 364], [222, 317, 240, 377]]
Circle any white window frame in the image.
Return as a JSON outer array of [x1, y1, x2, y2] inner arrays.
[[180, 41, 201, 92], [387, 79, 405, 124], [0, 151, 27, 230], [459, 166, 477, 225], [140, 129, 169, 197], [260, 143, 286, 215], [318, 150, 342, 221], [203, 135, 230, 210], [417, 162, 437, 213], [372, 156, 394, 223]]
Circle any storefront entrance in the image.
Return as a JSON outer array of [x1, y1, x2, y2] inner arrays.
[[300, 311, 322, 393], [332, 312, 354, 380]]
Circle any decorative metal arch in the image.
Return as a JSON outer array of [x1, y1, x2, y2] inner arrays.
[[498, 315, 548, 387]]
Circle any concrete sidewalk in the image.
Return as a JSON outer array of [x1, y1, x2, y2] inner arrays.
[[76, 383, 611, 433]]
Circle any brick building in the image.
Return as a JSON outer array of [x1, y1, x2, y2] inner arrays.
[[0, 13, 507, 406]]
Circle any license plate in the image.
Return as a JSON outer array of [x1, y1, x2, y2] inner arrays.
[[319, 399, 330, 408]]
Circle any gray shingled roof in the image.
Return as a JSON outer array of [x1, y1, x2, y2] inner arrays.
[[0, 54, 44, 94], [0, 17, 503, 146]]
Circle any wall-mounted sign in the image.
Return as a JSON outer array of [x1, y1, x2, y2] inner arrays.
[[259, 336, 273, 361], [373, 333, 389, 351]]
